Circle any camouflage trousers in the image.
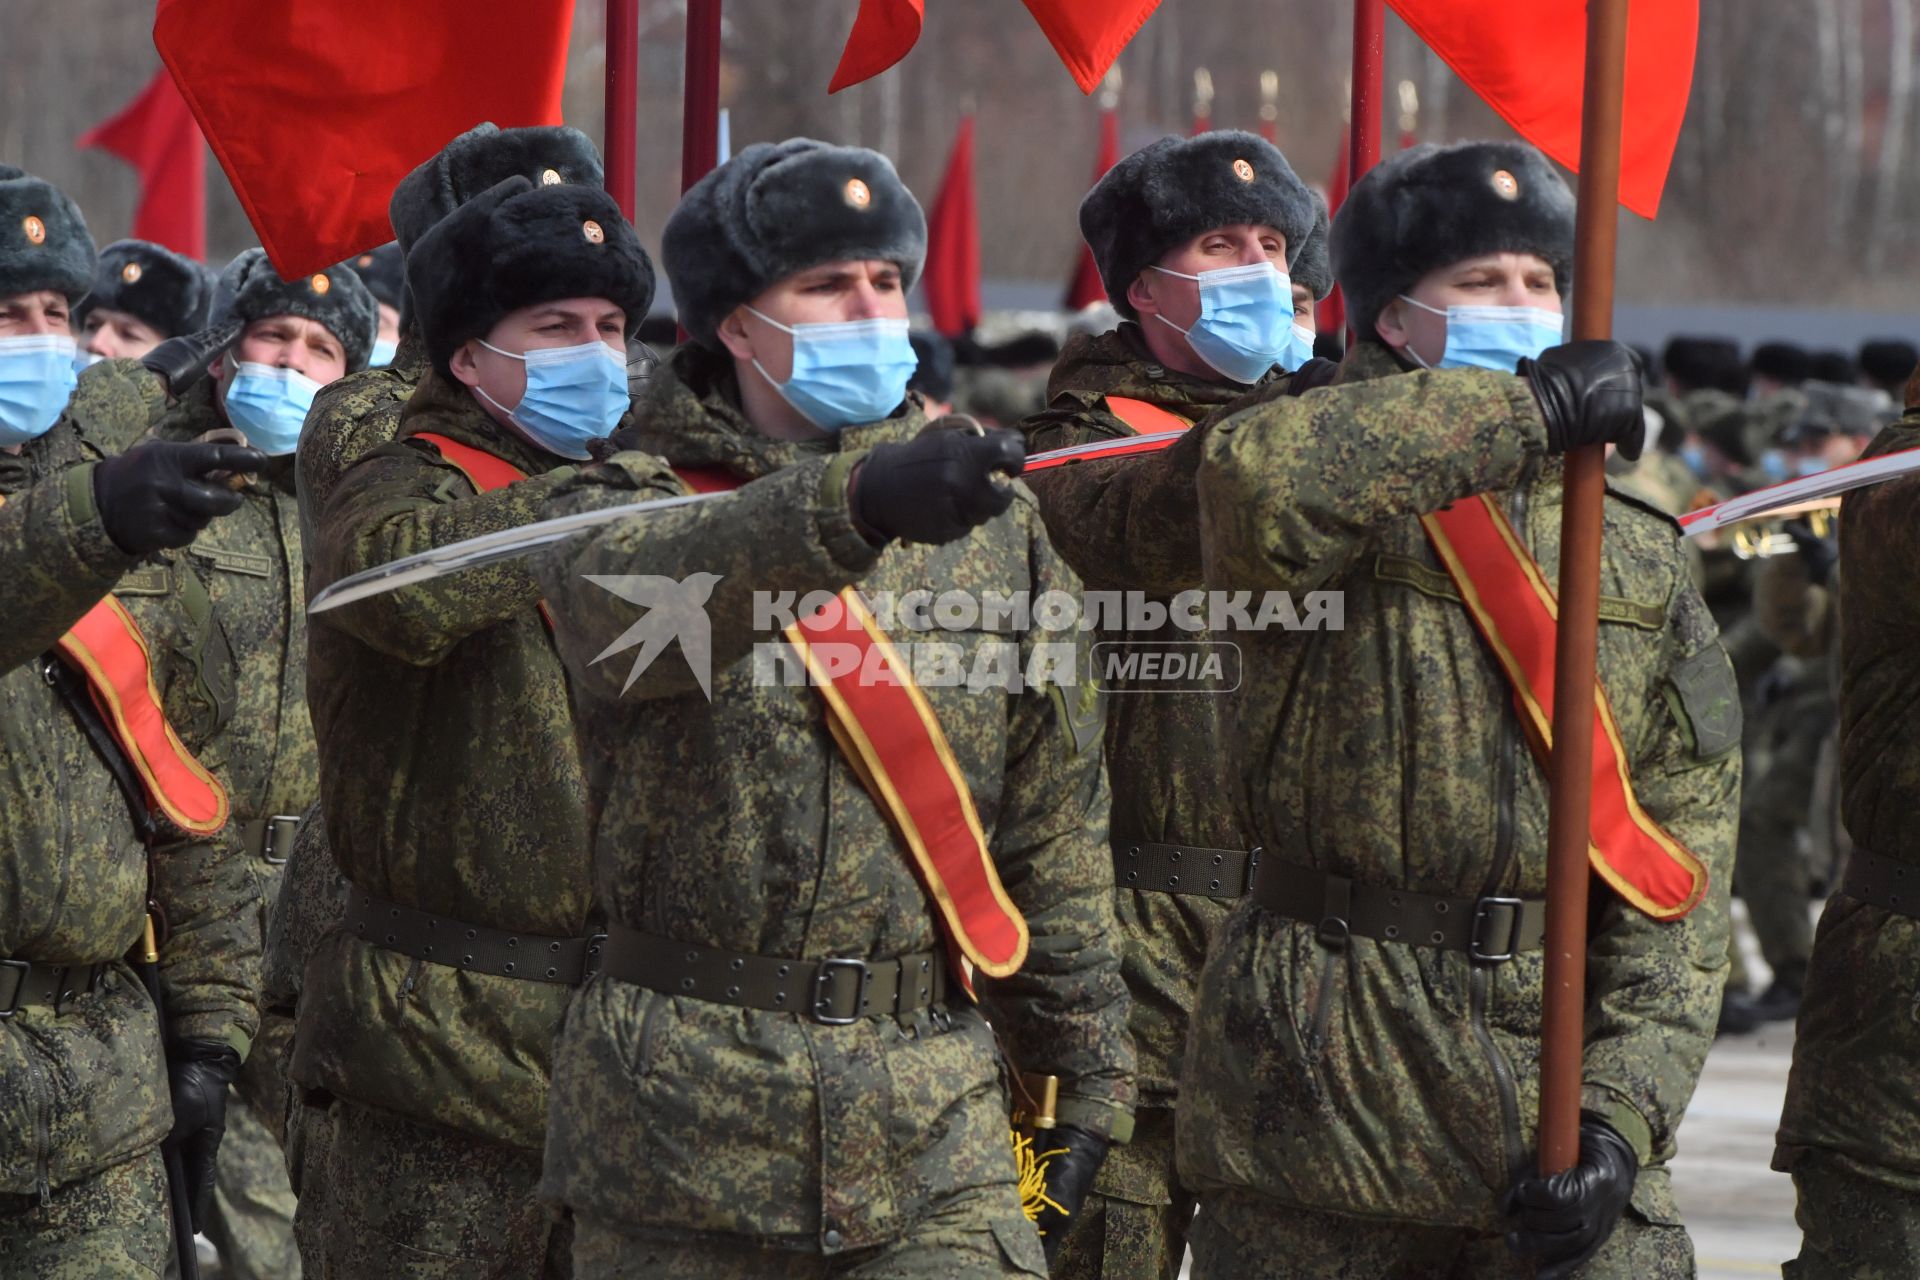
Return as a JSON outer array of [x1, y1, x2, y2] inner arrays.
[[0, 1148, 171, 1278], [570, 1185, 1047, 1278], [291, 1095, 571, 1279], [1050, 1107, 1192, 1280], [1186, 1191, 1693, 1279], [206, 1015, 298, 1280], [1731, 689, 1827, 991], [1778, 1147, 1920, 1279]]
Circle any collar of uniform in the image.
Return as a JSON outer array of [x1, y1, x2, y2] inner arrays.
[[395, 368, 574, 478], [1330, 338, 1413, 388], [631, 342, 923, 482], [1045, 323, 1272, 414]]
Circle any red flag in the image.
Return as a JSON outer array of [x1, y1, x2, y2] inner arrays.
[[1064, 106, 1119, 310], [1387, 0, 1696, 217], [1316, 125, 1350, 338], [832, 0, 1157, 95], [77, 69, 206, 261], [922, 116, 979, 338], [154, 0, 574, 277]]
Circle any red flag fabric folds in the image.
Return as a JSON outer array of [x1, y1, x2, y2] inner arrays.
[[1386, 0, 1696, 217], [1064, 107, 1119, 311], [77, 69, 207, 261], [833, 0, 1158, 96], [923, 116, 980, 337], [153, 0, 574, 277]]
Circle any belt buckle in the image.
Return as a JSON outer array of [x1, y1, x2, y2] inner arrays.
[[0, 958, 28, 1019], [262, 814, 301, 866], [1471, 896, 1525, 964], [811, 957, 871, 1026]]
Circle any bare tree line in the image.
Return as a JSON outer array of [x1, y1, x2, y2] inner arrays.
[[3, 0, 1919, 308]]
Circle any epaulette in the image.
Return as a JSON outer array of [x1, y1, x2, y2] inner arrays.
[[1604, 483, 1683, 535]]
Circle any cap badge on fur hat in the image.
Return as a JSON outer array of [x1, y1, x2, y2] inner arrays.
[[583, 219, 605, 244], [121, 261, 143, 283], [1232, 158, 1255, 183], [310, 273, 331, 295], [22, 216, 45, 245], [1491, 170, 1520, 199], [355, 253, 374, 269], [541, 168, 563, 186], [845, 177, 872, 208]]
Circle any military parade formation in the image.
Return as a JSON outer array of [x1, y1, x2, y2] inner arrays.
[[1, 52, 1918, 1280]]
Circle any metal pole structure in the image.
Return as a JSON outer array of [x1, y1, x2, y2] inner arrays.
[[1349, 0, 1385, 181], [604, 0, 639, 220], [1538, 0, 1631, 1177], [682, 0, 724, 193]]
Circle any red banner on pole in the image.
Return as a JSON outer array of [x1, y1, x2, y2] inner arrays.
[[1064, 106, 1120, 311], [923, 116, 980, 338], [77, 69, 207, 261]]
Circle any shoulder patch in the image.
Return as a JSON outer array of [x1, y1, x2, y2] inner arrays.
[[1049, 676, 1104, 756], [1604, 484, 1683, 534], [1665, 643, 1742, 761]]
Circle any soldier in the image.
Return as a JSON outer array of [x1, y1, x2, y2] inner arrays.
[[76, 239, 217, 363], [296, 174, 656, 1278], [1177, 141, 1739, 1279], [527, 138, 1133, 1277], [0, 163, 265, 1272], [348, 241, 404, 367], [1774, 401, 1920, 1278], [1013, 130, 1325, 1280], [138, 247, 375, 1280], [296, 122, 606, 541]]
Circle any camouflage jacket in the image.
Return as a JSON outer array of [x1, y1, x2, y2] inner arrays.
[[1776, 418, 1920, 1180], [296, 331, 429, 551], [0, 417, 260, 1196], [296, 370, 609, 1150], [1178, 340, 1740, 1232], [1016, 325, 1279, 1109], [151, 380, 317, 929], [533, 346, 1133, 1250]]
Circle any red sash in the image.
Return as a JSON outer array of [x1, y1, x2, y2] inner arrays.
[[414, 432, 553, 629], [1421, 495, 1708, 919], [673, 465, 1029, 982], [1023, 397, 1190, 473], [57, 597, 229, 835]]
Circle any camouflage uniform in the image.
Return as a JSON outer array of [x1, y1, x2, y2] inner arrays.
[[1016, 325, 1281, 1279], [532, 346, 1135, 1278], [295, 332, 428, 548], [0, 415, 261, 1274], [296, 370, 608, 1279], [1178, 342, 1740, 1275], [148, 377, 313, 1280], [1774, 416, 1920, 1279]]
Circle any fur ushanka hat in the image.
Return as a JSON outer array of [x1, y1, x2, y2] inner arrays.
[[1331, 140, 1575, 345], [1078, 131, 1316, 319], [0, 164, 95, 304], [663, 139, 926, 350], [77, 240, 216, 338], [213, 247, 379, 373]]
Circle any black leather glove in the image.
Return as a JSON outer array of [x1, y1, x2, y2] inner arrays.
[[165, 1040, 242, 1233], [1520, 341, 1646, 462], [1506, 1117, 1639, 1279], [848, 419, 1024, 545], [1030, 1122, 1110, 1266], [140, 320, 242, 398], [1784, 519, 1837, 586], [93, 441, 265, 555]]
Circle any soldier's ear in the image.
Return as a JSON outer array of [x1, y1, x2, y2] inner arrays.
[[714, 307, 757, 363], [1125, 271, 1162, 318], [448, 340, 484, 389], [1373, 297, 1412, 351]]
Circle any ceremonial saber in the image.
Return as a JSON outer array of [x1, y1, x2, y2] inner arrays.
[[306, 491, 724, 615], [1538, 0, 1631, 1177]]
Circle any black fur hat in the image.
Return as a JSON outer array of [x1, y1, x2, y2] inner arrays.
[[213, 248, 379, 373], [663, 139, 926, 349], [76, 240, 215, 339], [1079, 131, 1315, 319], [1858, 339, 1918, 391], [1291, 193, 1333, 302], [1662, 337, 1745, 396], [1332, 140, 1575, 345], [0, 164, 95, 304], [407, 176, 656, 377], [347, 242, 405, 311], [388, 122, 605, 256], [1750, 341, 1810, 387]]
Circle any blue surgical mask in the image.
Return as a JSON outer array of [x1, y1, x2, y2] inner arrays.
[[370, 337, 398, 368], [1758, 449, 1790, 483], [1680, 444, 1707, 475], [1398, 296, 1565, 372], [1151, 263, 1295, 384], [224, 362, 321, 455], [73, 348, 103, 373], [474, 339, 627, 460], [1795, 456, 1831, 478], [1283, 323, 1316, 373], [0, 334, 80, 447], [746, 308, 916, 432]]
